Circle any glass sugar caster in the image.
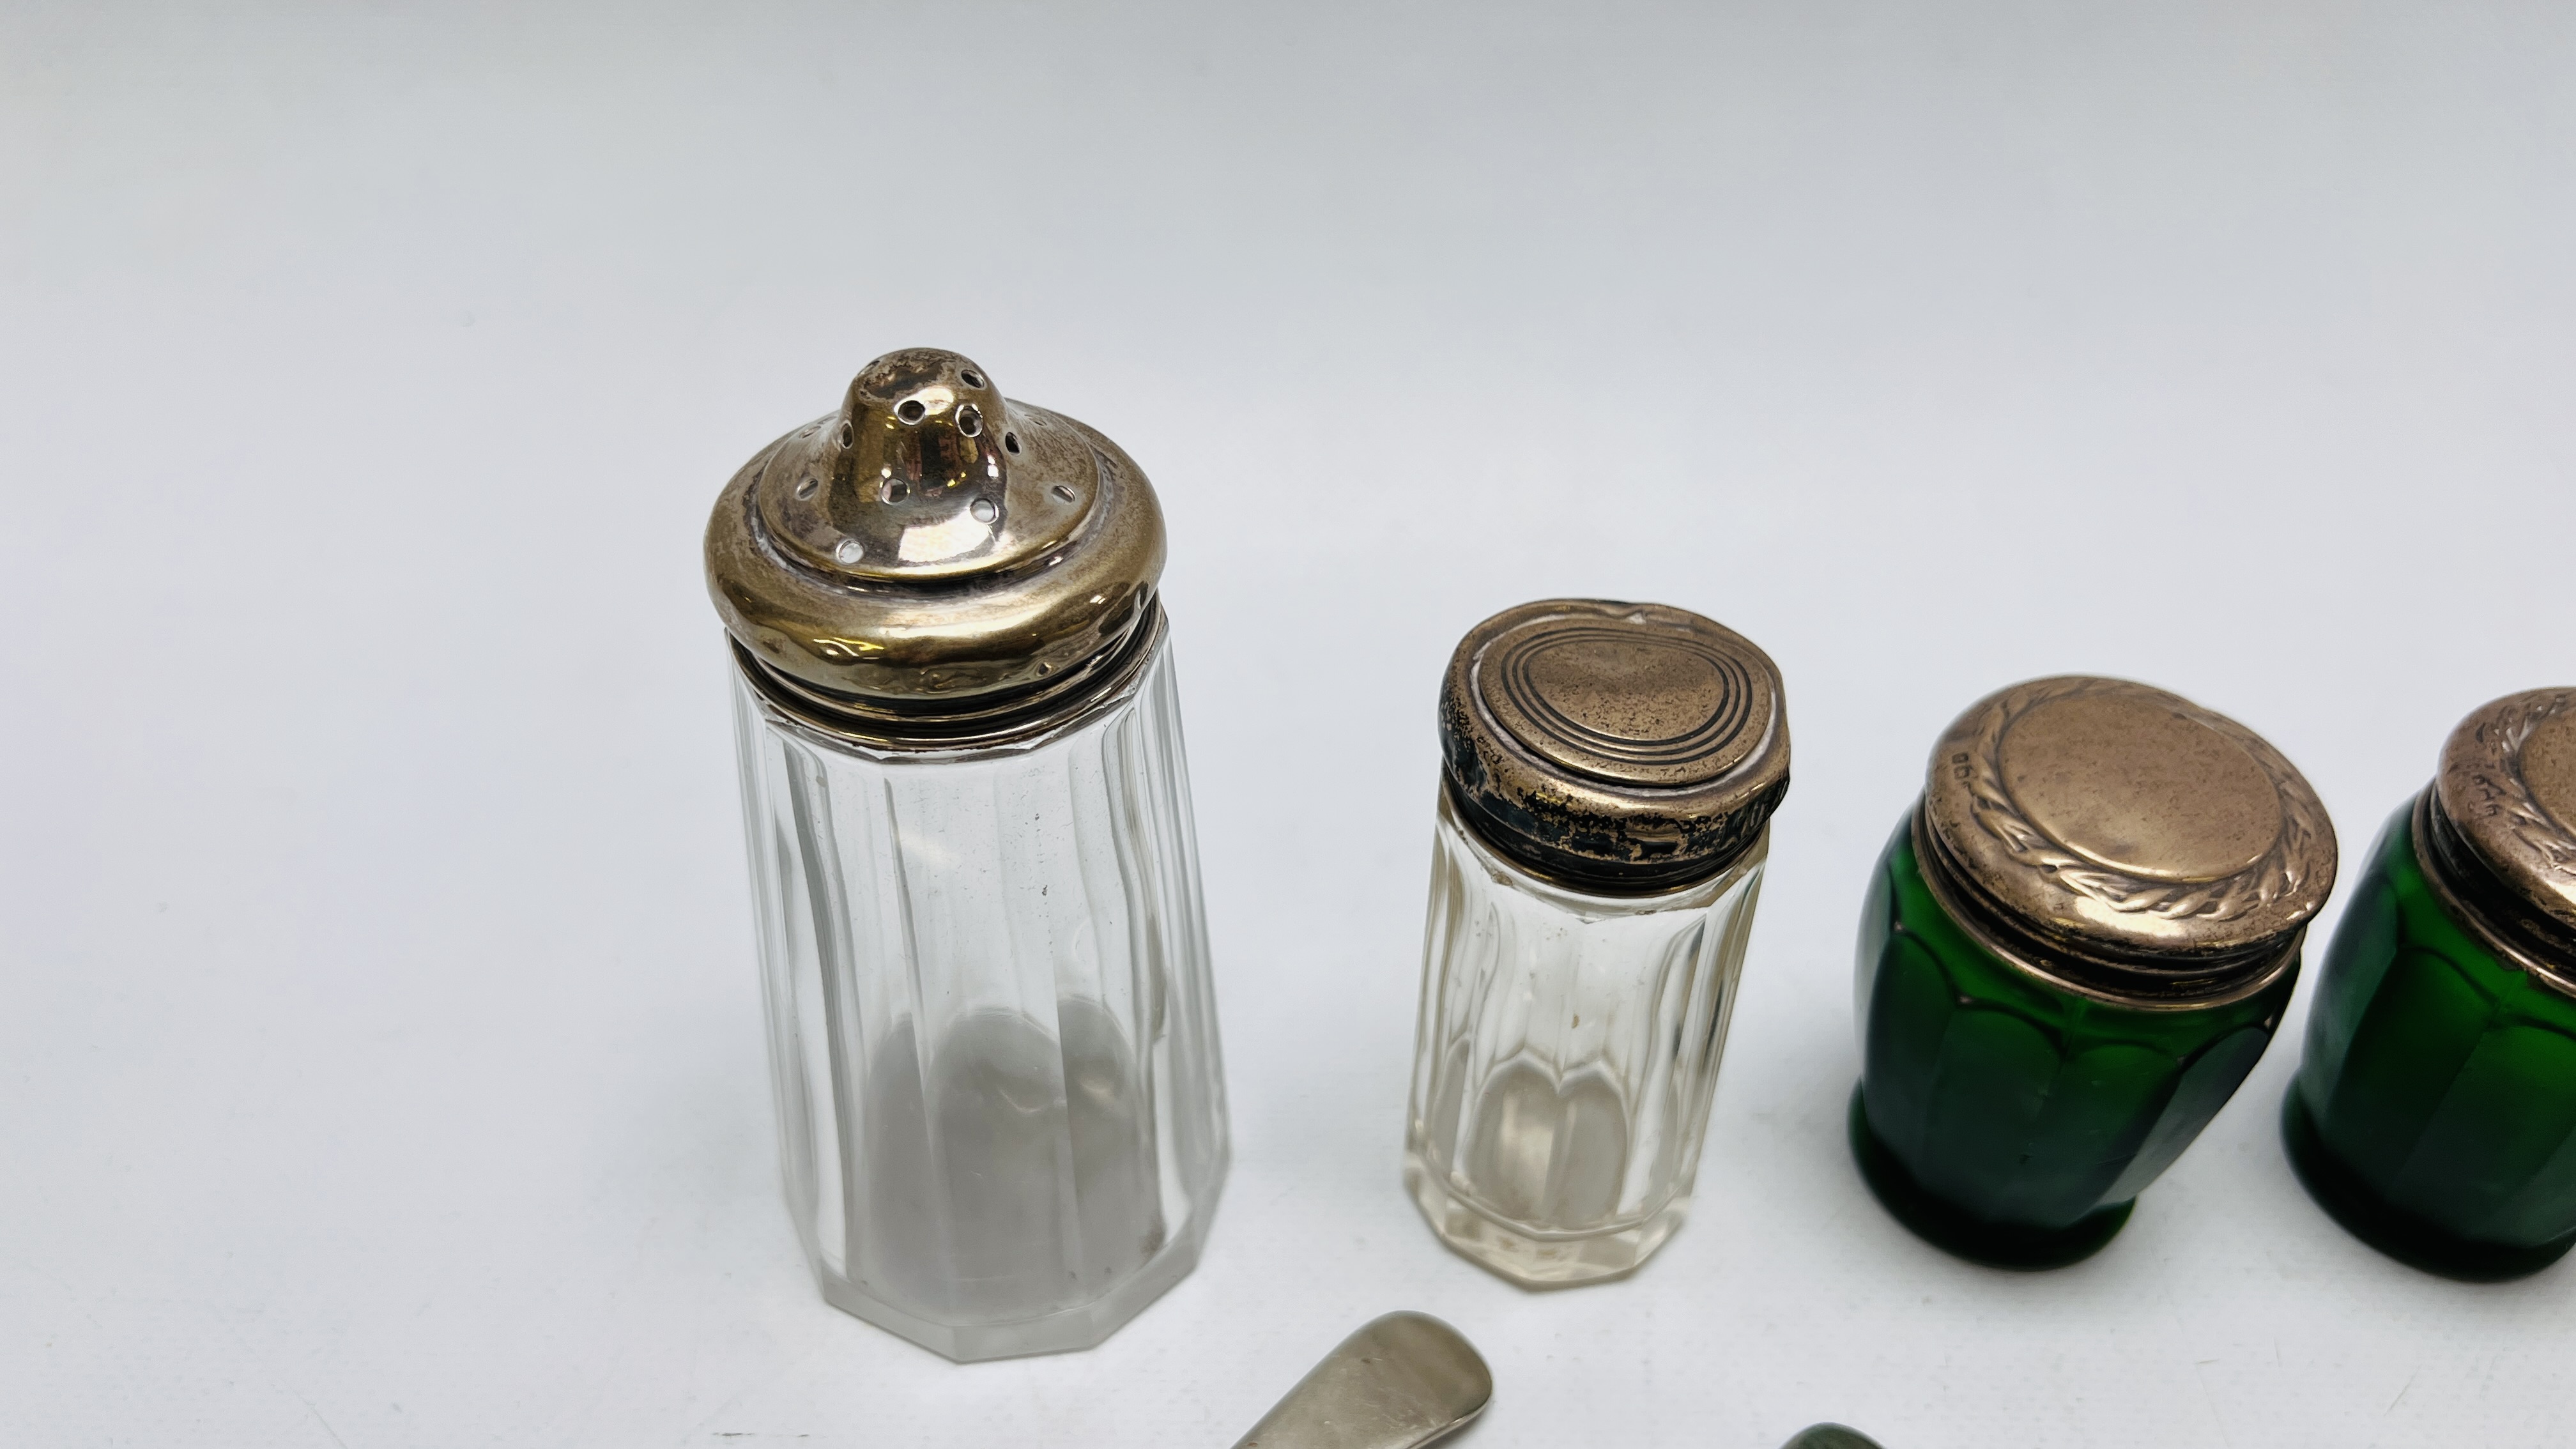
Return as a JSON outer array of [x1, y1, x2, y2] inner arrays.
[[1850, 676, 2336, 1268], [1404, 599, 1790, 1287], [703, 348, 1228, 1360], [2284, 688, 2576, 1280]]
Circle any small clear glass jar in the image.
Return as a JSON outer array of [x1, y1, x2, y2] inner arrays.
[[1404, 599, 1789, 1286], [705, 349, 1227, 1360], [2284, 689, 2576, 1280], [1849, 677, 2336, 1268]]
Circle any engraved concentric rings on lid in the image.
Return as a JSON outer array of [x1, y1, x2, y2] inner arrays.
[[2434, 688, 2576, 939], [1440, 599, 1790, 891], [705, 348, 1166, 747], [1921, 676, 2336, 970], [1475, 618, 1767, 788]]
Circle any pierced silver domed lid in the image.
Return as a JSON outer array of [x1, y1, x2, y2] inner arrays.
[[705, 348, 1165, 746]]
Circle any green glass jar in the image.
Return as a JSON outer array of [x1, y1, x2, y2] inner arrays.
[[2283, 689, 2576, 1280], [1851, 677, 2337, 1268]]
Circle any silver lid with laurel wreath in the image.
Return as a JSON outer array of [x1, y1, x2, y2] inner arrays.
[[1915, 675, 2336, 1004], [2416, 688, 2576, 988]]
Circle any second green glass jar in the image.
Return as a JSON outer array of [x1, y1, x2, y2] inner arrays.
[[2284, 689, 2576, 1280], [1851, 676, 2338, 1268]]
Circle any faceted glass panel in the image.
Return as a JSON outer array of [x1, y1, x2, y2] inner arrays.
[[2285, 801, 2576, 1280], [1404, 791, 1766, 1286], [729, 639, 1227, 1359], [1851, 811, 2295, 1268]]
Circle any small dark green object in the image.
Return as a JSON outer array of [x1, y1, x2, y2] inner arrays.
[[2284, 689, 2576, 1281], [1851, 677, 2335, 1268], [1781, 1425, 1887, 1449]]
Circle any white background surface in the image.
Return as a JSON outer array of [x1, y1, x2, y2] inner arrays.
[[4, 3, 2572, 1445]]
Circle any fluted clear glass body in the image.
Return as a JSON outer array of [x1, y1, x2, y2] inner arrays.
[[1403, 791, 1767, 1286], [728, 638, 1227, 1361]]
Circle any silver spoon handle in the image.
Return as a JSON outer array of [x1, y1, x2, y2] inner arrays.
[[1230, 1312, 1493, 1449]]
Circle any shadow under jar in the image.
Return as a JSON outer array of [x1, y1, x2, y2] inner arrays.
[[1851, 677, 2336, 1269], [2284, 689, 2576, 1281], [1405, 599, 1790, 1287], [704, 349, 1227, 1361]]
